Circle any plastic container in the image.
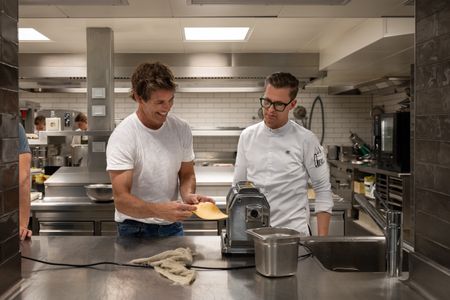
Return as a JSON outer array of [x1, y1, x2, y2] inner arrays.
[[246, 227, 302, 277], [46, 117, 61, 131]]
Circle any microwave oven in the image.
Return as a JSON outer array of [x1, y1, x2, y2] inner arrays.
[[377, 112, 410, 172]]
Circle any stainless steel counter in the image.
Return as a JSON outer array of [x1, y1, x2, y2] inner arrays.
[[35, 166, 350, 236], [6, 236, 423, 300], [30, 197, 350, 236], [31, 196, 351, 211]]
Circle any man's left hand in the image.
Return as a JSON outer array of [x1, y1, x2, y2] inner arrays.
[[183, 194, 215, 205], [19, 227, 32, 241]]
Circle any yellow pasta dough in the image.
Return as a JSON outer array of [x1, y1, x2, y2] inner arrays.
[[193, 202, 228, 220]]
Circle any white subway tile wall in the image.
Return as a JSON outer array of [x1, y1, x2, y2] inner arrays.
[[372, 92, 408, 113], [20, 89, 373, 151]]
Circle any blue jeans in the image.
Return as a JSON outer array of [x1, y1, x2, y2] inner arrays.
[[117, 219, 184, 238]]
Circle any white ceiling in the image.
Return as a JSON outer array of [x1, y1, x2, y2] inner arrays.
[[18, 0, 415, 86]]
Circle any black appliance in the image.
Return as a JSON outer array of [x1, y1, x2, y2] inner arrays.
[[378, 112, 410, 172], [373, 114, 382, 157]]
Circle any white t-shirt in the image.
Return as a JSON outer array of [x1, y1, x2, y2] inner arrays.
[[233, 120, 333, 235], [106, 112, 195, 224]]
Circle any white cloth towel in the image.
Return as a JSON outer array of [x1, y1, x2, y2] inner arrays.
[[130, 247, 196, 285]]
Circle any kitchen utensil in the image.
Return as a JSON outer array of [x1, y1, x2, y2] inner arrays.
[[257, 107, 263, 120], [246, 227, 303, 277], [85, 184, 113, 202], [221, 181, 270, 254]]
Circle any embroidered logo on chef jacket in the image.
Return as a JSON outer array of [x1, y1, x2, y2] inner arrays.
[[313, 146, 325, 168]]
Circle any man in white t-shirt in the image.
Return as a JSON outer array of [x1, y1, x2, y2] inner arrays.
[[233, 72, 333, 236], [106, 62, 213, 237]]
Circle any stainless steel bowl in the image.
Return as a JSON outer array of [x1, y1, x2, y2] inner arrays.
[[85, 184, 113, 202]]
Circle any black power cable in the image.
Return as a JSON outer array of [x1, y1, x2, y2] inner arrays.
[[21, 255, 254, 271], [21, 255, 154, 269], [21, 245, 314, 272], [307, 95, 325, 145]]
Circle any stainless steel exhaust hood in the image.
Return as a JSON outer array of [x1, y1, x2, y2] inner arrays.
[[19, 0, 129, 5], [187, 0, 351, 5], [328, 76, 410, 96], [19, 53, 324, 93]]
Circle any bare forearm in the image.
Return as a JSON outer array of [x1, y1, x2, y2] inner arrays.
[[109, 169, 196, 222], [19, 189, 31, 227], [19, 154, 31, 228], [114, 193, 162, 219], [179, 173, 196, 201], [316, 211, 331, 236], [114, 192, 195, 222]]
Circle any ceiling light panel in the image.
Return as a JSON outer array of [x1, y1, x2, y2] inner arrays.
[[19, 28, 50, 41], [184, 27, 250, 41]]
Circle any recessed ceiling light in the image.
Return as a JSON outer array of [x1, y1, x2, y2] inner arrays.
[[19, 28, 50, 41], [184, 27, 250, 41]]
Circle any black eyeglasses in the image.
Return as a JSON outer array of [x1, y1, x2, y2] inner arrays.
[[259, 97, 294, 112]]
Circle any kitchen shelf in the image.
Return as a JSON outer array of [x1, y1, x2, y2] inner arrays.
[[192, 129, 242, 137], [44, 130, 112, 137], [44, 129, 243, 137]]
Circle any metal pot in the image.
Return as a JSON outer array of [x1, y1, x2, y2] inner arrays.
[[246, 227, 303, 277], [85, 184, 113, 202], [48, 155, 67, 166]]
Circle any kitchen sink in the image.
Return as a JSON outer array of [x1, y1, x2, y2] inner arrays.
[[302, 236, 409, 272]]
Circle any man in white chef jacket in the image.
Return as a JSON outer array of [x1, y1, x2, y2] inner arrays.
[[106, 62, 213, 237], [233, 72, 333, 236]]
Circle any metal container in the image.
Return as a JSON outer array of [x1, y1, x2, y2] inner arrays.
[[246, 227, 302, 277], [72, 144, 88, 167], [85, 184, 113, 202], [48, 155, 68, 166], [327, 145, 339, 160], [222, 181, 270, 254]]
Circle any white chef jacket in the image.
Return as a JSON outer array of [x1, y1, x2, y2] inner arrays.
[[233, 120, 333, 235]]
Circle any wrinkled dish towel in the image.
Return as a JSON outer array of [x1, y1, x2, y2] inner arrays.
[[130, 248, 196, 285]]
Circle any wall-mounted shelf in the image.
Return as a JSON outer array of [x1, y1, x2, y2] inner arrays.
[[44, 130, 112, 137], [192, 129, 242, 137]]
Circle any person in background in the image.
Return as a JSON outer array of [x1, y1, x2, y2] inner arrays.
[[71, 112, 88, 146], [233, 72, 333, 236], [19, 123, 33, 240], [106, 62, 213, 238], [34, 115, 46, 132]]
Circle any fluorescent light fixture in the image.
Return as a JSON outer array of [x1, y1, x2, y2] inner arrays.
[[184, 27, 249, 41], [19, 28, 50, 41]]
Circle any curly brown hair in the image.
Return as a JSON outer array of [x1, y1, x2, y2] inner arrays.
[[75, 112, 87, 123], [264, 72, 299, 100], [130, 62, 177, 102], [34, 115, 45, 125]]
